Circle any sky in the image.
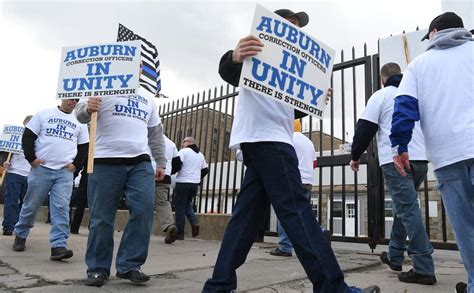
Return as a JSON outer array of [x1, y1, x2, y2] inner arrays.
[[0, 0, 451, 129]]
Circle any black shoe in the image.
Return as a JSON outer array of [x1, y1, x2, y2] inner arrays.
[[456, 282, 467, 293], [191, 224, 200, 238], [164, 225, 177, 244], [85, 272, 107, 287], [398, 269, 436, 285], [3, 230, 13, 236], [380, 251, 402, 271], [269, 247, 292, 257], [50, 247, 74, 261], [12, 236, 26, 251], [177, 235, 184, 240], [70, 230, 79, 235], [116, 270, 150, 283]]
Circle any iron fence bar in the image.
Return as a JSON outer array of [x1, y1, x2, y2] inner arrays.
[[352, 47, 359, 237], [341, 50, 347, 236]]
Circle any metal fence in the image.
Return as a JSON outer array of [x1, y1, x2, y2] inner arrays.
[[158, 45, 457, 251]]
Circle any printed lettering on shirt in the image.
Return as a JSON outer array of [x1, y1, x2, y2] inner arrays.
[[112, 95, 149, 123], [44, 118, 78, 141]]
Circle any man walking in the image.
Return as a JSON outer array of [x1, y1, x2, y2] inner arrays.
[[269, 119, 318, 257], [1, 115, 32, 236], [13, 99, 89, 261], [203, 8, 380, 293], [351, 62, 436, 285], [390, 12, 473, 293], [76, 85, 166, 287], [174, 137, 208, 240], [153, 134, 182, 244]]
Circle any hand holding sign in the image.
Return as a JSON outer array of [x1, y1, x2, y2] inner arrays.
[[232, 35, 264, 63], [87, 97, 102, 113]]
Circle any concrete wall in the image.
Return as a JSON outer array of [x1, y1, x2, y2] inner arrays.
[[0, 205, 232, 241]]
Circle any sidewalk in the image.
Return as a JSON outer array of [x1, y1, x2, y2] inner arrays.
[[0, 222, 466, 292]]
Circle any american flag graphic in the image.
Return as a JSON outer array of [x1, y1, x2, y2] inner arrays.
[[117, 23, 161, 95]]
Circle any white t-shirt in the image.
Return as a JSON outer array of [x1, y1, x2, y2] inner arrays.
[[164, 135, 179, 176], [293, 132, 316, 184], [395, 41, 474, 170], [229, 88, 294, 149], [94, 88, 160, 158], [176, 147, 207, 184], [7, 153, 31, 177], [27, 107, 89, 170], [360, 85, 426, 166]]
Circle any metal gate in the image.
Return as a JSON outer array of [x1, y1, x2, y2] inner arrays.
[[158, 47, 457, 250]]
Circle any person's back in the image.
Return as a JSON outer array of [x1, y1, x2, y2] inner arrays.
[[397, 39, 474, 169], [390, 13, 473, 292], [176, 146, 207, 184]]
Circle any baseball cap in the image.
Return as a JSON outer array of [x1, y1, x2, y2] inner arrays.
[[274, 9, 309, 27], [421, 12, 464, 41]]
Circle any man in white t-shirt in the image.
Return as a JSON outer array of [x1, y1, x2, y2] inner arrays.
[[390, 12, 473, 293], [174, 137, 208, 240], [203, 8, 380, 293], [153, 135, 182, 244], [76, 85, 166, 287], [13, 99, 89, 262], [351, 63, 436, 285], [1, 115, 32, 236], [269, 120, 317, 257]]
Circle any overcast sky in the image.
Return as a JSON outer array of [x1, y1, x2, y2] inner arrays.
[[0, 0, 449, 128]]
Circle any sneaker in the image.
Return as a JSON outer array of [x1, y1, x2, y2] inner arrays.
[[269, 247, 292, 257], [348, 285, 381, 293], [398, 269, 436, 285], [50, 247, 74, 261], [164, 225, 178, 244], [116, 270, 150, 283], [85, 272, 107, 287], [12, 236, 26, 252], [380, 251, 402, 271], [455, 282, 467, 293], [191, 224, 200, 238]]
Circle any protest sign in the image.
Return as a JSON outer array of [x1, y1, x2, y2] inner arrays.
[[56, 40, 141, 99], [239, 4, 335, 119], [379, 30, 428, 72], [0, 125, 25, 154]]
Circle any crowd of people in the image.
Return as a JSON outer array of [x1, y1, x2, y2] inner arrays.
[[0, 8, 472, 293]]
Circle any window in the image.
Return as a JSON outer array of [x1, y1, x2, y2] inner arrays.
[[310, 199, 319, 218], [346, 203, 355, 218], [384, 200, 393, 218], [332, 201, 343, 218], [223, 131, 231, 160]]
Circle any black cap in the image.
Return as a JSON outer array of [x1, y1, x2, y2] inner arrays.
[[421, 12, 464, 41], [274, 9, 309, 27]]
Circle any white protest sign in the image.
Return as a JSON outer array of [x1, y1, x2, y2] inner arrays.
[[239, 4, 335, 119], [379, 30, 428, 72], [0, 125, 25, 154], [57, 40, 141, 99]]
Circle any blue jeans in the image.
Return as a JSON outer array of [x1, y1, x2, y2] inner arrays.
[[14, 166, 73, 248], [434, 158, 474, 292], [381, 161, 435, 275], [2, 172, 28, 232], [85, 161, 155, 277], [174, 182, 198, 237], [277, 184, 312, 253], [203, 142, 348, 293]]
